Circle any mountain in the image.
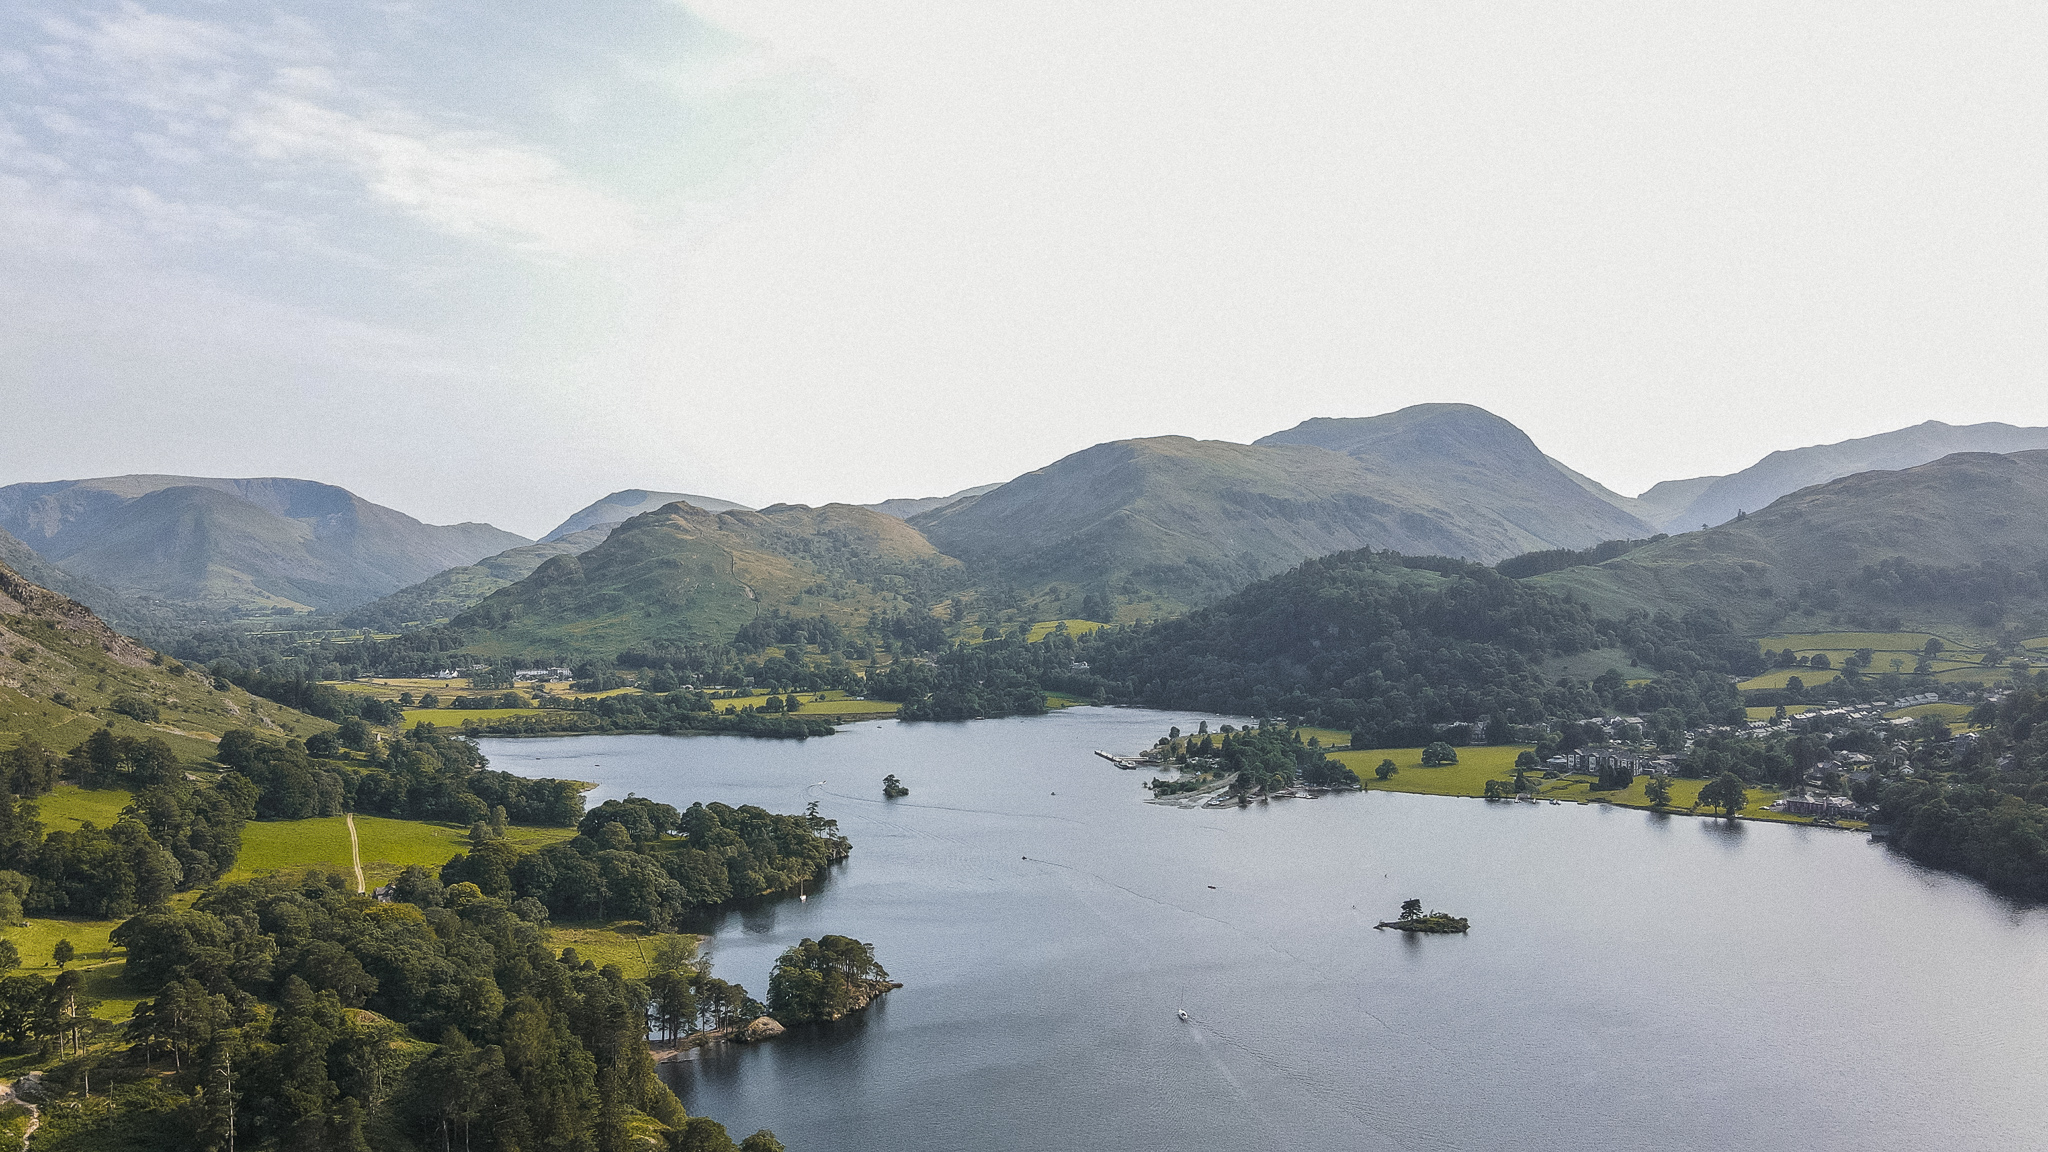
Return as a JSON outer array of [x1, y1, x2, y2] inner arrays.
[[1632, 475, 1723, 527], [0, 559, 328, 760], [456, 502, 955, 655], [341, 527, 614, 629], [912, 404, 1653, 614], [1645, 420, 2048, 533], [1531, 450, 2048, 636], [0, 476, 527, 618], [541, 489, 753, 543], [863, 483, 1003, 520]]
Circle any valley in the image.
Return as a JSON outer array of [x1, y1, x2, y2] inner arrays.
[[6, 403, 2048, 1151]]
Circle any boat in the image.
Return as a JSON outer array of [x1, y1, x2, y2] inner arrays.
[[1177, 1009, 1189, 1021]]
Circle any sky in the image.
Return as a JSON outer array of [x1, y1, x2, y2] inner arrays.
[[4, 1, 2047, 538]]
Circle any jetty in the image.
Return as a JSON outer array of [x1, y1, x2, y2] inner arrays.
[[1095, 750, 1149, 770]]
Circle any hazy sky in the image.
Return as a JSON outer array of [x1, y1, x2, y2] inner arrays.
[[5, 2, 2047, 537]]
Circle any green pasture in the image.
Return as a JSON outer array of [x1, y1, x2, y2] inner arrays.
[[405, 707, 569, 727], [547, 922, 697, 981], [234, 815, 576, 888], [1327, 744, 1535, 798], [1026, 619, 1106, 642], [1534, 774, 1792, 821], [334, 678, 474, 697], [1737, 667, 1842, 691], [0, 915, 145, 1022], [1744, 705, 1815, 721], [35, 785, 135, 832], [1757, 632, 1951, 654], [790, 698, 899, 716]]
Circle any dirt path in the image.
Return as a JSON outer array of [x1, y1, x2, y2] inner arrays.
[[346, 812, 366, 895], [0, 1072, 41, 1149]]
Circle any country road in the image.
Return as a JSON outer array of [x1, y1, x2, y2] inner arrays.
[[346, 812, 365, 895]]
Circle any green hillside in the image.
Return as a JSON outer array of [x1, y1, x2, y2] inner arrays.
[[0, 474, 528, 620], [914, 405, 1653, 615], [342, 526, 613, 629], [455, 501, 957, 656], [1530, 450, 2048, 641], [0, 560, 332, 761]]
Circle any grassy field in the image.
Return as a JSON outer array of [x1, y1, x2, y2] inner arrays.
[[1318, 743, 1834, 827], [233, 815, 577, 887], [1327, 744, 1534, 797], [404, 707, 572, 727], [1737, 667, 1843, 691], [546, 923, 701, 980], [1026, 619, 1106, 642], [1745, 705, 1815, 721], [35, 784, 135, 832], [1757, 631, 1952, 654], [2, 914, 146, 1022]]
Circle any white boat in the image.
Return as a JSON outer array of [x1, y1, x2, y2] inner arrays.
[[1177, 1009, 1189, 1021]]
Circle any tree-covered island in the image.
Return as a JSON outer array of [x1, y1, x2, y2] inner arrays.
[[1376, 898, 1470, 934]]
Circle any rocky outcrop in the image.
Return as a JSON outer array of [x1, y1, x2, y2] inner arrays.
[[827, 978, 903, 1021], [740, 1017, 786, 1042]]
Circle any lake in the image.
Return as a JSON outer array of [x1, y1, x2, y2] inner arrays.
[[483, 708, 2048, 1151]]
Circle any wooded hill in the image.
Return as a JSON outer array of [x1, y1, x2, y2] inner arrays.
[[1527, 451, 2048, 641], [453, 501, 958, 655]]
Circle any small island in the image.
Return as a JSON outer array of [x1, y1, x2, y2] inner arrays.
[[1375, 898, 1469, 934], [883, 773, 910, 798]]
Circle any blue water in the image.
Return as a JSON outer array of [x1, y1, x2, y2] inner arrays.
[[483, 708, 2048, 1151]]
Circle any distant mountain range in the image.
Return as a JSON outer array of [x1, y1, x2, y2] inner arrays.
[[0, 476, 527, 619], [10, 410, 2048, 655], [341, 527, 614, 631], [1532, 450, 2048, 635], [540, 489, 754, 543], [862, 483, 1003, 520], [1604, 420, 2048, 533]]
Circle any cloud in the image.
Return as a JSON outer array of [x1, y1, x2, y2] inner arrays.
[[230, 93, 640, 259]]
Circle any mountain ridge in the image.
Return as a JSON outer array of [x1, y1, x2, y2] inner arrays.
[[1531, 450, 2048, 637], [0, 475, 527, 618]]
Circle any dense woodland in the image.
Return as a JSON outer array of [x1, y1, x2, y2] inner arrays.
[[87, 872, 786, 1151], [868, 551, 1753, 744], [442, 796, 851, 929], [1878, 676, 2048, 898], [0, 730, 827, 1150]]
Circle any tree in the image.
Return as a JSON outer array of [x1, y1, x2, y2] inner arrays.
[[1421, 742, 1459, 767], [1515, 750, 1539, 769], [0, 940, 15, 972], [1699, 772, 1749, 818], [766, 936, 891, 1025], [52, 939, 73, 967], [336, 717, 372, 751], [1375, 759, 1397, 781], [1644, 776, 1672, 808], [1399, 898, 1423, 919]]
